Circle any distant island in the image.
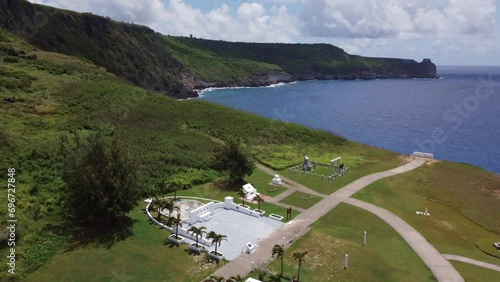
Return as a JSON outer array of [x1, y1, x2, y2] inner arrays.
[[0, 0, 436, 99]]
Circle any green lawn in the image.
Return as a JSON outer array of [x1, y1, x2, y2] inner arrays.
[[280, 191, 323, 209], [247, 203, 436, 282], [277, 143, 408, 194], [245, 169, 288, 198], [450, 261, 500, 282], [25, 206, 225, 282], [354, 161, 500, 265]]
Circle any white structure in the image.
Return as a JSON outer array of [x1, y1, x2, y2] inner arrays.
[[245, 278, 262, 282], [413, 152, 434, 159], [245, 242, 256, 254], [242, 183, 258, 200], [189, 202, 215, 224], [272, 174, 283, 186]]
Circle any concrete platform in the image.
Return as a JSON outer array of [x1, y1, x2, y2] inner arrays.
[[187, 208, 283, 260]]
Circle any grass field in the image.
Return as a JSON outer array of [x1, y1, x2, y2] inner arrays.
[[24, 205, 226, 282], [280, 191, 323, 209], [246, 203, 436, 282], [277, 144, 408, 194], [354, 161, 500, 266], [245, 169, 288, 198], [449, 261, 500, 282]]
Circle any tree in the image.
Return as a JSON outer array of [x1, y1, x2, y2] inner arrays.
[[149, 196, 164, 220], [238, 190, 246, 206], [188, 226, 206, 247], [229, 275, 243, 282], [154, 179, 169, 198], [207, 231, 227, 255], [203, 276, 225, 282], [272, 244, 285, 277], [163, 199, 180, 217], [170, 214, 183, 239], [167, 178, 191, 201], [255, 194, 265, 211], [292, 251, 308, 282], [61, 133, 141, 223], [256, 268, 268, 281], [214, 140, 255, 183]]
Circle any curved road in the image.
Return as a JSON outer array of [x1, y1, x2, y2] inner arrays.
[[344, 198, 464, 282], [442, 254, 500, 272], [211, 158, 465, 281]]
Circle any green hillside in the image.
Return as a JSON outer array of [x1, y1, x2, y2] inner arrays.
[[1, 0, 436, 98]]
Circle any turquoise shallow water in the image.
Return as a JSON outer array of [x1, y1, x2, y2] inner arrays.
[[201, 66, 500, 174]]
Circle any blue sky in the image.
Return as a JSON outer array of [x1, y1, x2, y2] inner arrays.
[[31, 0, 499, 66]]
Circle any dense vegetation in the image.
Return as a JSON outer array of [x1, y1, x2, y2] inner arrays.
[[0, 0, 191, 97], [0, 28, 348, 280], [1, 0, 436, 99]]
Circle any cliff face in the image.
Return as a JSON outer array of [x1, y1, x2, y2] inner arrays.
[[1, 0, 437, 99]]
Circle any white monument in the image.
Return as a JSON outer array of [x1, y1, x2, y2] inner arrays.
[[272, 174, 283, 186], [242, 183, 258, 200]]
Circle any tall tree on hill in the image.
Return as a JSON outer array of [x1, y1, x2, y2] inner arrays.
[[272, 244, 285, 277], [214, 140, 255, 183], [154, 179, 169, 198], [61, 132, 141, 224], [166, 178, 191, 201], [293, 251, 308, 282]]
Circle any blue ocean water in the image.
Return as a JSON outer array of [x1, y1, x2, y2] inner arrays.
[[200, 66, 500, 174]]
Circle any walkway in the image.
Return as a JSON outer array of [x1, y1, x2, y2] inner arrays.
[[256, 164, 327, 197], [212, 158, 462, 280], [442, 254, 500, 272], [344, 198, 464, 282]]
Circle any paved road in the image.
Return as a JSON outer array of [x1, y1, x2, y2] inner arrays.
[[442, 254, 500, 272], [211, 158, 441, 280], [344, 198, 464, 282]]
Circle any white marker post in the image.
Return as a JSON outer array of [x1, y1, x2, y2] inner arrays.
[[251, 261, 254, 271], [282, 237, 286, 247], [425, 207, 428, 215], [345, 254, 349, 269], [363, 231, 367, 246]]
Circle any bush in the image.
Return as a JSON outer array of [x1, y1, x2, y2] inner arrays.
[[3, 56, 18, 63]]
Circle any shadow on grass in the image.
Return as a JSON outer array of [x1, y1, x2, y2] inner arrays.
[[212, 179, 244, 192], [184, 248, 201, 256], [64, 217, 135, 252], [163, 239, 180, 248]]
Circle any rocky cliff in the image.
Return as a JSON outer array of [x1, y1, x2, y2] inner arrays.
[[0, 0, 437, 99]]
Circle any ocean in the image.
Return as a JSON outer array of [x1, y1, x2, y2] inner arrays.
[[200, 66, 500, 174]]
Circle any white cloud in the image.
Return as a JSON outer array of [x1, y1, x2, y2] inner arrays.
[[299, 0, 496, 39], [29, 0, 298, 42]]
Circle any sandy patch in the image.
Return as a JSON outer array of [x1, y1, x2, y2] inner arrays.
[[398, 154, 414, 163]]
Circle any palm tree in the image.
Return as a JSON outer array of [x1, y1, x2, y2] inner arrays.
[[148, 196, 164, 220], [207, 231, 227, 255], [167, 178, 192, 201], [229, 274, 244, 282], [238, 190, 246, 206], [170, 214, 183, 239], [163, 199, 180, 217], [292, 251, 308, 282], [188, 226, 206, 247], [272, 244, 285, 277], [203, 275, 225, 282], [255, 194, 264, 211], [154, 179, 169, 198], [256, 268, 268, 281]]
